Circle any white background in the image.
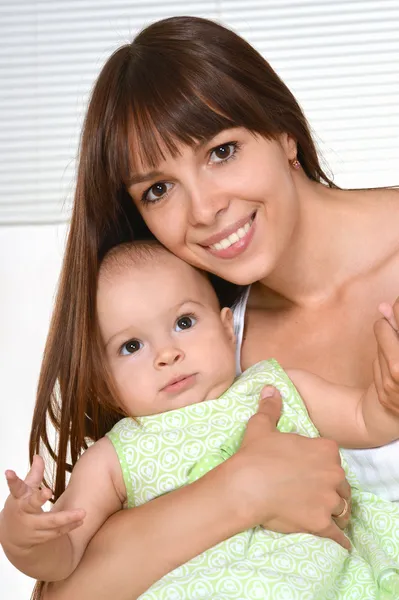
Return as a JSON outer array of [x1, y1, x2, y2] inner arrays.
[[0, 1, 398, 597]]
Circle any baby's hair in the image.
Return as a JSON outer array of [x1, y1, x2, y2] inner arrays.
[[99, 239, 169, 278], [99, 240, 221, 307]]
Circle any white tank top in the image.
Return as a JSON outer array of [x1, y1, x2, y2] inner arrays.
[[232, 287, 399, 502]]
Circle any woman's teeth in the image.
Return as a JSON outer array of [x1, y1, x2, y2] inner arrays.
[[210, 219, 252, 251]]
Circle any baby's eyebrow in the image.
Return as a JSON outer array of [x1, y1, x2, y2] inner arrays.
[[175, 299, 206, 310], [104, 325, 139, 349]]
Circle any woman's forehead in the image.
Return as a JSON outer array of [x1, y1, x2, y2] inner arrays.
[[127, 129, 215, 181], [128, 130, 184, 174], [125, 97, 237, 176]]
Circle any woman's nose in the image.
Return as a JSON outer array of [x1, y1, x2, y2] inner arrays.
[[188, 182, 230, 226], [154, 346, 185, 369]]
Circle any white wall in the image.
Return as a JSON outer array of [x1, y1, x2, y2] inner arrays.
[[0, 224, 67, 597]]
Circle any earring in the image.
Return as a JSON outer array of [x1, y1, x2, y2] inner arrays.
[[291, 158, 301, 170]]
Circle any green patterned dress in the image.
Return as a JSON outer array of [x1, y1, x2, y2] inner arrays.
[[107, 359, 399, 599]]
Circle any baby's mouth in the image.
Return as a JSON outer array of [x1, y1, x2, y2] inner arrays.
[[161, 374, 197, 394]]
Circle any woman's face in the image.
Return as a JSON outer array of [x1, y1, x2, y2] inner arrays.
[[128, 127, 300, 285]]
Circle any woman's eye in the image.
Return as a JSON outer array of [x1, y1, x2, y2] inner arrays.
[[120, 339, 143, 355], [209, 142, 237, 164], [143, 182, 173, 204], [175, 315, 197, 331]]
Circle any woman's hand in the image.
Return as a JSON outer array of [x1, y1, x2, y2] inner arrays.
[[230, 387, 351, 549], [42, 386, 351, 600], [374, 300, 399, 415]]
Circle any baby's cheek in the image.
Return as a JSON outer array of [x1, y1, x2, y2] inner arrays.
[[214, 345, 236, 387]]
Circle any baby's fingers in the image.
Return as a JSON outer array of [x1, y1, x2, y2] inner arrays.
[[5, 470, 30, 500], [42, 509, 86, 532], [38, 519, 85, 541], [24, 509, 86, 544], [379, 303, 399, 333], [24, 455, 45, 489], [28, 514, 85, 545], [22, 485, 53, 513]]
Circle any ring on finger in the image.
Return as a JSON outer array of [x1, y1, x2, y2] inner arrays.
[[332, 497, 350, 520]]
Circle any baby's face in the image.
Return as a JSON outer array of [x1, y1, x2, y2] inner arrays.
[[97, 252, 236, 416]]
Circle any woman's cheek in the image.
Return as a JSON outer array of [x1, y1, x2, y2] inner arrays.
[[151, 212, 187, 251]]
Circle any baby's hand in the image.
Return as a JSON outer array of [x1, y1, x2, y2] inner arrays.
[[378, 302, 399, 333], [0, 455, 85, 557], [373, 301, 399, 415]]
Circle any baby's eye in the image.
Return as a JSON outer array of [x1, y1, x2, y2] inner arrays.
[[209, 142, 237, 164], [143, 182, 173, 204], [120, 339, 143, 355], [175, 315, 197, 331]]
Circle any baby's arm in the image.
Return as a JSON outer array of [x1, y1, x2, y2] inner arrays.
[[287, 303, 399, 448], [0, 437, 124, 581], [287, 370, 399, 448]]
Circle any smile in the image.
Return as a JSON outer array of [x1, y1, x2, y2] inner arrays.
[[210, 216, 254, 251], [205, 212, 256, 259]]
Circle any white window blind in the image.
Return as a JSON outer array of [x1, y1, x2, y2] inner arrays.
[[221, 0, 399, 190], [0, 0, 220, 225], [0, 0, 398, 225]]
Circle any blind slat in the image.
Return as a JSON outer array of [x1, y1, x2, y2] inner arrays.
[[1, 0, 398, 224]]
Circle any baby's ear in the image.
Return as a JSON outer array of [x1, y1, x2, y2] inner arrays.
[[220, 307, 235, 345]]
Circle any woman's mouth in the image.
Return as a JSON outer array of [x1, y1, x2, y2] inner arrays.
[[206, 213, 256, 259]]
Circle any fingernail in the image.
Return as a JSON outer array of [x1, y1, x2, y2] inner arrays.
[[261, 387, 276, 399]]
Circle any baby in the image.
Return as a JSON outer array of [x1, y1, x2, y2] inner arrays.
[[2, 241, 399, 599]]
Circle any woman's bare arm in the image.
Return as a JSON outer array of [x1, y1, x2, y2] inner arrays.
[[43, 457, 245, 600], [43, 390, 350, 600]]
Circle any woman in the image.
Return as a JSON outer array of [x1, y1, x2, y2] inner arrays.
[[37, 15, 399, 599]]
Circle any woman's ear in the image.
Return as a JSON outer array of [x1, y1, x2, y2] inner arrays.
[[279, 133, 298, 161], [220, 307, 236, 346]]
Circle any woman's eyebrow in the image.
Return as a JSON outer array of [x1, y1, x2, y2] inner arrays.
[[127, 133, 229, 186], [127, 170, 164, 187]]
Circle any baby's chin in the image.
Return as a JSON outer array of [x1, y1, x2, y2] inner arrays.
[[122, 392, 204, 417], [202, 376, 236, 403], [122, 375, 236, 417]]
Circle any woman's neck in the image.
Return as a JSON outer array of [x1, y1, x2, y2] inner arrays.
[[257, 181, 399, 308]]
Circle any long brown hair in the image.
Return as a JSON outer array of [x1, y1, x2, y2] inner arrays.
[[29, 15, 334, 503]]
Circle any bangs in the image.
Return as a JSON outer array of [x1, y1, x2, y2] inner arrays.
[[92, 16, 332, 200], [127, 90, 236, 173], [106, 45, 277, 184]]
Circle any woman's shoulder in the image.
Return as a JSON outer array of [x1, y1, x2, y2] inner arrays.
[[349, 187, 399, 254], [352, 185, 399, 206], [369, 188, 399, 251]]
